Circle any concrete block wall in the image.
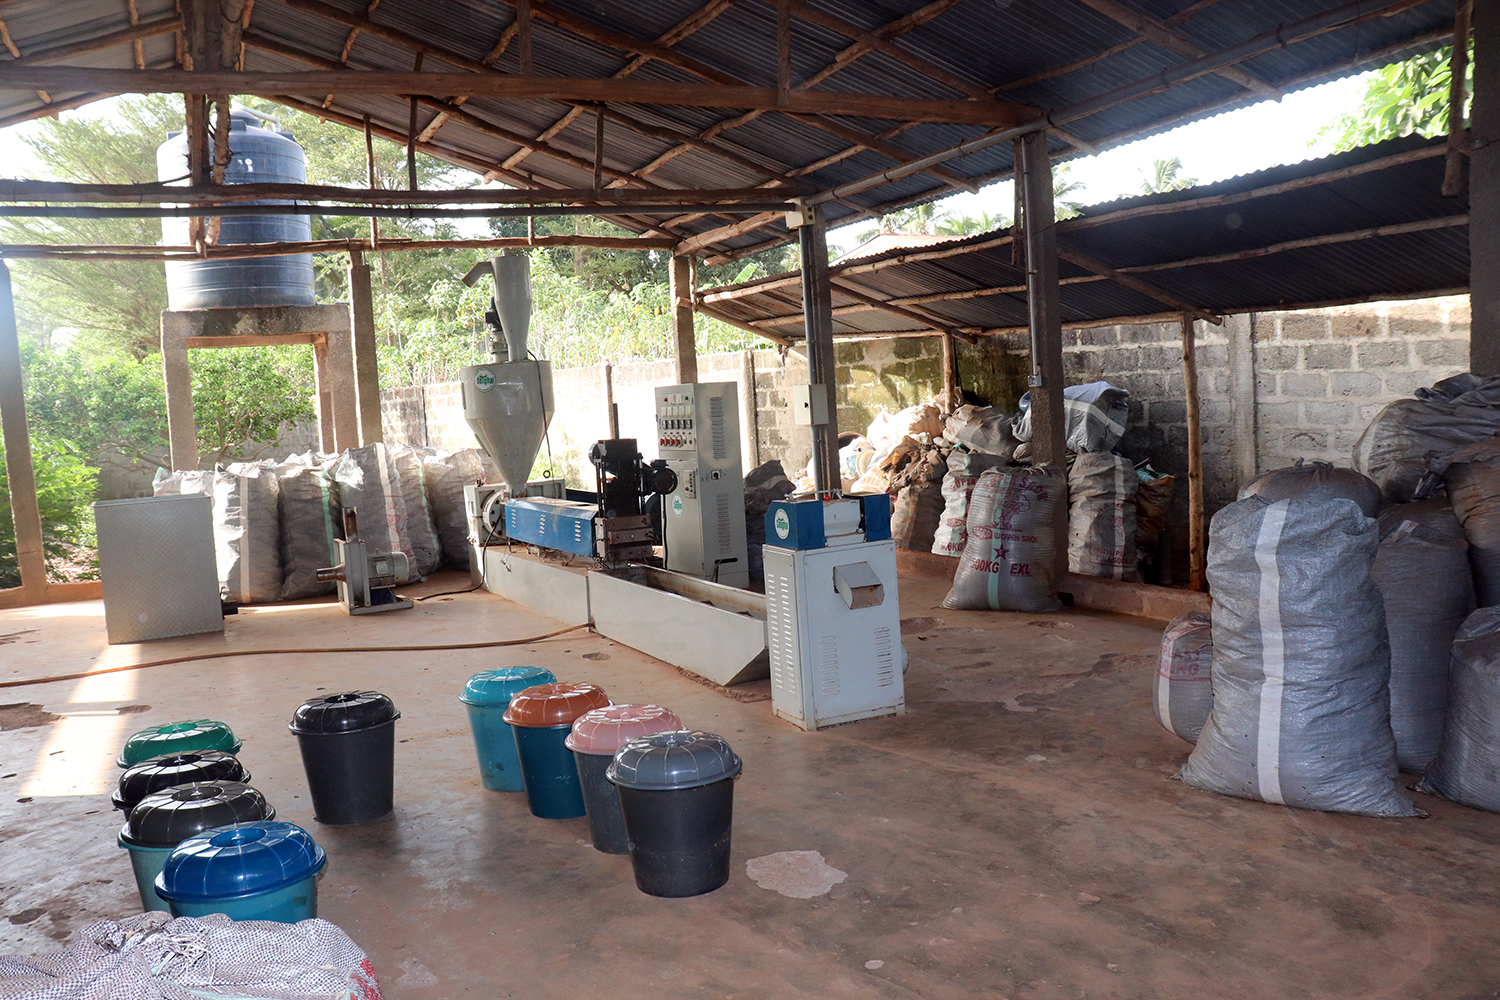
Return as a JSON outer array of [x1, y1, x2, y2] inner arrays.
[[379, 294, 1472, 529]]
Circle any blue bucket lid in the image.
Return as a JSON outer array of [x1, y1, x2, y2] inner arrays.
[[606, 730, 742, 791], [155, 821, 325, 903], [458, 666, 556, 707]]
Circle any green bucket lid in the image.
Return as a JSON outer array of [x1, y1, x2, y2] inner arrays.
[[117, 720, 242, 769]]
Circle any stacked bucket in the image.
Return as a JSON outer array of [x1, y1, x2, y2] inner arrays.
[[112, 689, 401, 922], [461, 669, 743, 898]]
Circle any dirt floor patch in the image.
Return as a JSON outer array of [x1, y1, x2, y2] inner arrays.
[[673, 667, 771, 702], [116, 705, 152, 715], [0, 703, 60, 731], [745, 851, 848, 898], [0, 630, 37, 646]]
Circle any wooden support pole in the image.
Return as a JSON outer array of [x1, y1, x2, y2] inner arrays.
[[517, 0, 532, 75], [1018, 130, 1066, 469], [592, 103, 605, 194], [1182, 313, 1206, 592], [1445, 0, 1473, 197], [940, 333, 959, 414], [776, 0, 791, 105], [363, 113, 380, 247], [798, 209, 839, 494], [407, 52, 423, 191], [348, 250, 383, 445], [669, 254, 698, 384], [0, 261, 46, 601], [1468, 0, 1500, 374]]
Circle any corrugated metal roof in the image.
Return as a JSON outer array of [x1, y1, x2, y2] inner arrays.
[[0, 0, 1457, 257], [699, 134, 1468, 338]]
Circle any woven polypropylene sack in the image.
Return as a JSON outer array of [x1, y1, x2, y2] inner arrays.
[[1014, 381, 1129, 453], [1442, 438, 1500, 607], [1155, 611, 1213, 744], [745, 460, 795, 582], [0, 911, 382, 1000], [1353, 373, 1500, 503], [942, 466, 1065, 612], [332, 443, 411, 561], [152, 469, 212, 497], [211, 464, 282, 605], [1135, 471, 1175, 563], [1238, 460, 1382, 517], [1417, 607, 1500, 812], [943, 404, 1018, 459], [423, 448, 486, 569], [1179, 495, 1418, 817], [277, 459, 341, 601], [1373, 503, 1472, 773], [389, 444, 441, 577], [891, 480, 945, 552], [1067, 453, 1139, 580], [931, 450, 1007, 557]]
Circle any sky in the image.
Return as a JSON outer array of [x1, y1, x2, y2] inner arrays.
[[0, 70, 1376, 254]]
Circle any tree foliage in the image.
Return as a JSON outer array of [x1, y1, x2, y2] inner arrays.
[[0, 434, 98, 588], [1321, 45, 1470, 152], [1140, 156, 1196, 194]]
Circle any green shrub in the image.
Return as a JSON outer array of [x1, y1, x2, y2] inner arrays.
[[0, 434, 99, 589]]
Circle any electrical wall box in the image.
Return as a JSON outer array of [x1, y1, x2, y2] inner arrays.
[[785, 199, 815, 229], [655, 381, 749, 588], [791, 384, 830, 426], [95, 494, 223, 645]]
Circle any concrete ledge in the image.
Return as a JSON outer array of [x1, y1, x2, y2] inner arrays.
[[895, 548, 1209, 622], [0, 580, 103, 611]]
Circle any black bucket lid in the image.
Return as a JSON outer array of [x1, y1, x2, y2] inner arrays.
[[111, 751, 249, 813], [606, 730, 742, 791], [288, 691, 400, 735], [120, 781, 275, 849]]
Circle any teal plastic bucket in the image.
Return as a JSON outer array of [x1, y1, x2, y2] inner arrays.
[[512, 724, 588, 818], [459, 667, 555, 792], [155, 821, 326, 924], [164, 875, 319, 922], [119, 836, 174, 912]]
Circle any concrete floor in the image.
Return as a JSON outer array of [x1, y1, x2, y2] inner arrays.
[[2, 569, 1499, 999]]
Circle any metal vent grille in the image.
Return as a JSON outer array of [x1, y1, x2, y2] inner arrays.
[[874, 626, 895, 687], [710, 395, 726, 460], [765, 566, 797, 700], [817, 635, 840, 697], [716, 493, 732, 554]]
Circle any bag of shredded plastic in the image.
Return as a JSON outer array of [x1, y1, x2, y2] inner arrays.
[[941, 465, 1065, 613], [1155, 611, 1213, 744]]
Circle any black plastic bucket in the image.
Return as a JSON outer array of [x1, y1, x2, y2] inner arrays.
[[573, 751, 629, 854], [615, 777, 736, 897], [607, 730, 741, 898], [289, 691, 399, 826]]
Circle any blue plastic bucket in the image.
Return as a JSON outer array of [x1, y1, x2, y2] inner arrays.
[[155, 821, 326, 924], [511, 725, 588, 818], [459, 668, 555, 792]]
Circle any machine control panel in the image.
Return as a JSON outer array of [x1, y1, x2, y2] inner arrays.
[[657, 391, 698, 451]]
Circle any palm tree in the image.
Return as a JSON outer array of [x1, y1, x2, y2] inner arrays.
[[1053, 164, 1086, 219], [1141, 156, 1197, 194], [936, 210, 1009, 236]]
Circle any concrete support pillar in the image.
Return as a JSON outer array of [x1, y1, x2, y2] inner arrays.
[[161, 311, 199, 471], [1018, 131, 1067, 468], [312, 338, 336, 454], [798, 209, 840, 494], [324, 316, 358, 454], [670, 254, 698, 384], [348, 253, 383, 445], [1472, 0, 1500, 373], [0, 261, 46, 599]]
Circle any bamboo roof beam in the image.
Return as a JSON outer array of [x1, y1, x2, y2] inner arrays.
[[1055, 245, 1219, 324], [828, 277, 979, 343], [0, 233, 678, 261]]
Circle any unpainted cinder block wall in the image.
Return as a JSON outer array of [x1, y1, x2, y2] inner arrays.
[[381, 295, 1471, 532]]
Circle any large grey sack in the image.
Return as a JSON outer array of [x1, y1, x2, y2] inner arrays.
[[1374, 501, 1472, 773], [1067, 452, 1139, 580], [1440, 437, 1500, 607], [1015, 381, 1129, 453], [942, 465, 1065, 613], [332, 442, 412, 560], [1239, 459, 1382, 517], [276, 458, 340, 601], [1353, 373, 1500, 503], [212, 463, 283, 605], [389, 444, 441, 577], [1155, 611, 1213, 744], [1179, 495, 1419, 817], [943, 404, 1018, 459], [423, 448, 486, 569], [1417, 607, 1500, 812]]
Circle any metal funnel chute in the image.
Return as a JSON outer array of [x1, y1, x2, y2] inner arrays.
[[459, 252, 553, 494]]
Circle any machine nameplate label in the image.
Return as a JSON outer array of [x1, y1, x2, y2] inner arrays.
[[673, 496, 684, 517], [474, 367, 495, 392], [774, 508, 790, 540]]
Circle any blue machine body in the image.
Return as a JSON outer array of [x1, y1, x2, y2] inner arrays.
[[765, 493, 892, 551], [505, 497, 598, 557]]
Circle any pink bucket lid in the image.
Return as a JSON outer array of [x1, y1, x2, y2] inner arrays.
[[565, 704, 685, 755]]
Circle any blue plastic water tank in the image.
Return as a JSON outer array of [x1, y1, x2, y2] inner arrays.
[[157, 108, 317, 310]]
